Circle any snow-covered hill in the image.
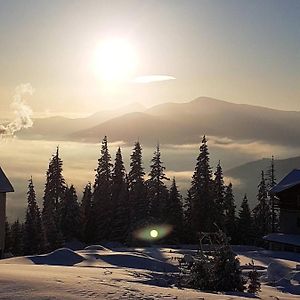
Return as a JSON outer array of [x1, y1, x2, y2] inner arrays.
[[0, 246, 300, 299]]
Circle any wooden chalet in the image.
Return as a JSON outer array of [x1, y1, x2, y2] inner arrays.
[[264, 169, 300, 252], [0, 167, 14, 258]]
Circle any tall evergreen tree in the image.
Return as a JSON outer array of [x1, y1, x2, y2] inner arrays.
[[24, 178, 44, 255], [146, 144, 169, 223], [214, 161, 226, 228], [237, 195, 253, 245], [223, 183, 236, 243], [4, 219, 11, 253], [80, 182, 94, 243], [253, 171, 271, 238], [128, 141, 148, 233], [165, 178, 183, 243], [93, 136, 113, 241], [110, 148, 130, 243], [266, 156, 278, 232], [190, 136, 215, 233], [42, 147, 65, 251], [60, 185, 81, 241], [10, 220, 23, 256], [183, 191, 195, 243]]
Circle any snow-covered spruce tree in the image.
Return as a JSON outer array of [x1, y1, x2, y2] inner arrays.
[[60, 185, 81, 242], [93, 136, 113, 241], [213, 231, 245, 292], [24, 178, 44, 255], [266, 156, 278, 232], [237, 194, 253, 245], [128, 141, 148, 236], [146, 144, 169, 223], [253, 171, 271, 239], [187, 254, 215, 290], [247, 260, 261, 294], [110, 147, 130, 243], [164, 178, 184, 244], [42, 147, 65, 251], [189, 136, 216, 234], [185, 231, 245, 292], [10, 219, 24, 256], [80, 182, 94, 243], [223, 183, 237, 244], [213, 161, 226, 229]]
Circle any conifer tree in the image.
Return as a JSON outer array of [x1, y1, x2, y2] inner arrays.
[[42, 147, 65, 250], [214, 161, 226, 228], [60, 185, 81, 241], [223, 183, 236, 243], [146, 144, 169, 222], [213, 231, 245, 292], [4, 219, 11, 253], [93, 136, 113, 241], [165, 178, 183, 243], [253, 171, 271, 238], [24, 178, 44, 254], [110, 148, 130, 243], [247, 260, 261, 294], [190, 136, 215, 233], [10, 220, 23, 256], [80, 182, 94, 243], [237, 194, 253, 245], [183, 191, 195, 243], [128, 141, 148, 233], [266, 156, 278, 232]]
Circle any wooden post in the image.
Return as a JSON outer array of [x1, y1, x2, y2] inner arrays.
[[0, 193, 6, 258]]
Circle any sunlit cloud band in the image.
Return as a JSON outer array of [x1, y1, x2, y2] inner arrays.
[[133, 75, 176, 83]]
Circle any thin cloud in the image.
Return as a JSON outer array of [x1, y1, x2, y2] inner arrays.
[[133, 75, 176, 83]]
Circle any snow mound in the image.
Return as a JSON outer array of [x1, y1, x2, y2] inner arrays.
[[84, 245, 110, 251], [267, 262, 290, 283], [29, 248, 85, 266], [94, 252, 178, 272]]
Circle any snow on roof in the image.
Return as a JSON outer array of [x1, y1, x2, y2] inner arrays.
[[271, 169, 300, 194], [0, 167, 14, 193], [264, 233, 300, 247]]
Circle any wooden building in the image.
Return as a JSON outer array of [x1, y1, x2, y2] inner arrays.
[[0, 167, 14, 258], [264, 169, 300, 252]]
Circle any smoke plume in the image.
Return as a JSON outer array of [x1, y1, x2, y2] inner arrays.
[[0, 83, 34, 138]]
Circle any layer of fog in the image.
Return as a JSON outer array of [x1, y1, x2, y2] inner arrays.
[[2, 138, 300, 221]]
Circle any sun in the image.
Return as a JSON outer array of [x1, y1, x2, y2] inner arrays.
[[92, 38, 138, 81]]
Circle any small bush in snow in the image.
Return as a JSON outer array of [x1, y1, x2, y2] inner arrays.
[[247, 260, 261, 294]]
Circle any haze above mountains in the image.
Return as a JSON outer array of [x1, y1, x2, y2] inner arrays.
[[19, 97, 300, 149]]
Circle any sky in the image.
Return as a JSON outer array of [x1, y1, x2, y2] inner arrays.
[[0, 0, 299, 117]]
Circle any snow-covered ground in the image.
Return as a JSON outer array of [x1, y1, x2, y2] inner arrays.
[[0, 246, 299, 299]]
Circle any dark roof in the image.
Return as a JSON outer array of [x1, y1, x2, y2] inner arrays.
[[0, 167, 14, 193], [271, 169, 300, 194]]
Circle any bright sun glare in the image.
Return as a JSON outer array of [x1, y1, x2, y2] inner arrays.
[[92, 38, 138, 81]]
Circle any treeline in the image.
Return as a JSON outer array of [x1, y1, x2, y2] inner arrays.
[[5, 136, 278, 256]]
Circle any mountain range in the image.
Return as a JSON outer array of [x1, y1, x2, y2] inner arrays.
[[19, 97, 300, 148], [225, 156, 300, 208]]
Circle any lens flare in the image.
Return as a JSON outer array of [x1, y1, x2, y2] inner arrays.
[[133, 224, 173, 241], [150, 230, 158, 238]]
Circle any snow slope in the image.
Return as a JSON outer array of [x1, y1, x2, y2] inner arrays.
[[0, 247, 299, 299]]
